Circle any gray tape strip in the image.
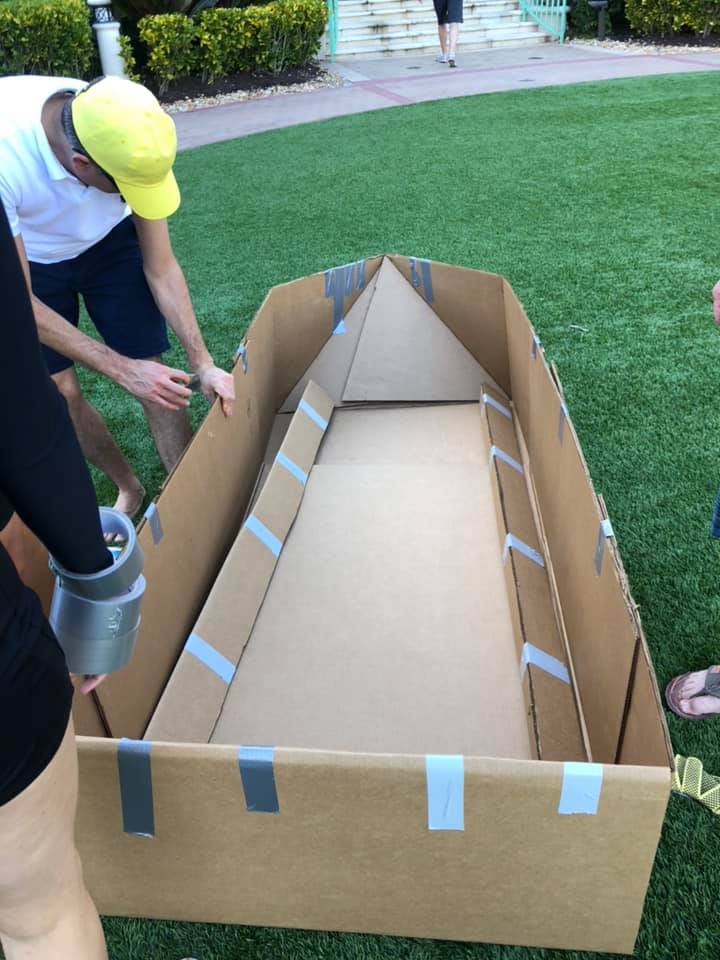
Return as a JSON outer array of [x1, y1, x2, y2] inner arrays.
[[185, 632, 235, 684], [236, 342, 248, 374], [558, 402, 569, 444], [238, 746, 280, 814], [503, 533, 545, 568], [594, 517, 615, 576], [520, 642, 570, 684], [143, 503, 163, 545], [482, 393, 512, 420], [420, 259, 434, 303], [426, 755, 464, 831], [117, 739, 155, 838], [531, 334, 541, 359], [409, 257, 421, 290], [490, 445, 524, 475]]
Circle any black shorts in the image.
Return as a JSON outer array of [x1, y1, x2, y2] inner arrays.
[[29, 216, 170, 376], [434, 0, 463, 23], [0, 546, 73, 806]]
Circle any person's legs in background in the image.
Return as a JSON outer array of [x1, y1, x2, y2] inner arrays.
[[448, 21, 460, 65], [436, 22, 448, 61], [0, 717, 108, 960]]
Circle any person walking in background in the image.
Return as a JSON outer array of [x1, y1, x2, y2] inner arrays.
[[434, 0, 463, 67]]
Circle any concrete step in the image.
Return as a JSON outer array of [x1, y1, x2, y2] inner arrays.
[[334, 32, 550, 56], [337, 8, 525, 30], [337, 0, 519, 16], [336, 22, 543, 51], [338, 14, 528, 39]]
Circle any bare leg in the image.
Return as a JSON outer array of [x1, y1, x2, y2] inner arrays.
[[0, 718, 109, 960], [448, 22, 459, 58], [140, 358, 193, 472], [53, 368, 144, 517], [437, 23, 448, 54]]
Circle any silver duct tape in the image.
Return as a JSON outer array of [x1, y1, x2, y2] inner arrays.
[[594, 517, 615, 576], [50, 574, 146, 676], [144, 502, 164, 545], [558, 402, 569, 444], [50, 507, 143, 602]]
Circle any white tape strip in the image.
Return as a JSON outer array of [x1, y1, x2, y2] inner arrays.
[[558, 762, 604, 815], [594, 517, 615, 575], [558, 402, 569, 444], [503, 533, 545, 568]]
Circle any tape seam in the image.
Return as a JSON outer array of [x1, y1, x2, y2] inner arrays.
[[482, 393, 512, 420], [244, 515, 282, 557], [490, 445, 524, 475], [275, 451, 308, 487], [298, 398, 329, 431], [425, 754, 464, 831], [503, 533, 545, 568]]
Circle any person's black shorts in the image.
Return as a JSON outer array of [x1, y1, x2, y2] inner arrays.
[[29, 216, 170, 376], [434, 0, 463, 23], [0, 545, 73, 807]]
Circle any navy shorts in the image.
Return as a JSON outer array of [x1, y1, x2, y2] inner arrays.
[[434, 0, 463, 22], [29, 216, 170, 375]]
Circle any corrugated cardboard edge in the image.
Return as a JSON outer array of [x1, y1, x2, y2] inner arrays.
[[145, 381, 334, 744], [76, 735, 670, 955], [480, 386, 587, 763]]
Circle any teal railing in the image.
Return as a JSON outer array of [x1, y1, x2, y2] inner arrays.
[[519, 0, 567, 41], [326, 0, 339, 60]]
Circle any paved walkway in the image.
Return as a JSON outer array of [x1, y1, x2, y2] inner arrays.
[[175, 41, 720, 150]]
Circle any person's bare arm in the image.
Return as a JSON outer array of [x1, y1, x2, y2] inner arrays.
[[134, 215, 235, 416], [14, 232, 192, 410]]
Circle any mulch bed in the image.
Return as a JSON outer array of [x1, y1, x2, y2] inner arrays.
[[147, 62, 325, 105]]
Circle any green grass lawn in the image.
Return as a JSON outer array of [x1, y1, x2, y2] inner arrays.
[[83, 70, 720, 958]]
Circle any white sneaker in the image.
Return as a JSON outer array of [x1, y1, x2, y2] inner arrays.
[[448, 52, 456, 67], [436, 53, 448, 63]]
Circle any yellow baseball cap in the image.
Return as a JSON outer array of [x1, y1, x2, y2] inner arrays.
[[71, 77, 180, 220]]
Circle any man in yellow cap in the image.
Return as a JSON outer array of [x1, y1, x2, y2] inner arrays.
[[0, 75, 235, 518]]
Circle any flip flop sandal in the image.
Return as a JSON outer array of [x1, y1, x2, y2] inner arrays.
[[665, 665, 720, 720]]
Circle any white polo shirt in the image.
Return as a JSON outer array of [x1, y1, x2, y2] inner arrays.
[[0, 75, 130, 265]]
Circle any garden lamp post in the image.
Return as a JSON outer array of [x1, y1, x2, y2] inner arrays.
[[587, 0, 608, 39], [87, 0, 128, 77]]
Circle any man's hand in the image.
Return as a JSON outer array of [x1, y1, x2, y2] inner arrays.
[[117, 358, 193, 410], [197, 365, 235, 417], [713, 281, 720, 325]]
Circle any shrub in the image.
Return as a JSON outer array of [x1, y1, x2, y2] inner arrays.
[[625, 0, 720, 34], [0, 0, 96, 77], [138, 0, 326, 88], [118, 31, 141, 80], [138, 11, 201, 89], [568, 0, 626, 37]]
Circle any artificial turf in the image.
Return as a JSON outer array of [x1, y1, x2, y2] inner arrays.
[[76, 69, 720, 959]]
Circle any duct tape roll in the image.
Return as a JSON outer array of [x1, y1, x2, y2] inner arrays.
[[558, 762, 603, 816], [238, 746, 280, 814], [482, 393, 512, 420], [118, 739, 155, 837], [50, 574, 146, 675], [426, 755, 464, 831], [50, 507, 143, 602]]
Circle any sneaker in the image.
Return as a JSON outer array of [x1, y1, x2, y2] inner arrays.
[[448, 53, 456, 67], [435, 53, 448, 63]]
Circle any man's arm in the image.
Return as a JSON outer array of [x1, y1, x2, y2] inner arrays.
[[134, 215, 235, 416], [13, 232, 192, 410]]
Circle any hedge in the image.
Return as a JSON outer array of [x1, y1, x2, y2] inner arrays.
[[625, 0, 720, 34], [0, 0, 96, 77], [135, 0, 327, 90]]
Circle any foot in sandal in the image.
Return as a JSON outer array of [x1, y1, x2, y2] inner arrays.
[[666, 666, 720, 719]]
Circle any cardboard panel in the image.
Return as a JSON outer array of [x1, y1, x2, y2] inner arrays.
[[618, 635, 672, 767], [76, 738, 670, 955], [503, 280, 534, 443], [280, 270, 380, 411], [272, 257, 383, 410], [146, 383, 334, 744], [212, 459, 530, 759], [96, 295, 278, 739], [71, 680, 107, 738], [480, 394, 585, 762], [390, 256, 511, 396], [344, 259, 495, 403]]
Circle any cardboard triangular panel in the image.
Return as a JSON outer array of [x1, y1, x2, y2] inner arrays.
[[279, 270, 380, 412], [343, 258, 494, 402]]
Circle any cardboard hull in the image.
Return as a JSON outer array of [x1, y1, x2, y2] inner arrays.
[[22, 255, 671, 955]]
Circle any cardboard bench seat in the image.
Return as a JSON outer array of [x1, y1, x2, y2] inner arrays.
[[21, 255, 673, 955]]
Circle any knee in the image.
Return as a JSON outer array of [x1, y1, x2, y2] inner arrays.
[[0, 851, 84, 942]]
